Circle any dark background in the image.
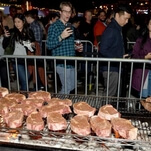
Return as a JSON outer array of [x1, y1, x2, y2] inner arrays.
[[0, 0, 119, 12]]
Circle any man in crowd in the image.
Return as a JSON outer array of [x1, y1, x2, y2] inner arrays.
[[3, 5, 17, 29], [24, 10, 43, 52], [93, 9, 106, 46], [100, 4, 132, 96], [46, 1, 77, 94]]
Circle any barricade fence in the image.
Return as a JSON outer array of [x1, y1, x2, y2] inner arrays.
[[0, 54, 150, 99]]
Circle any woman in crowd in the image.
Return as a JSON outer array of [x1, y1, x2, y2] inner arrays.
[[132, 16, 151, 98], [3, 13, 35, 91]]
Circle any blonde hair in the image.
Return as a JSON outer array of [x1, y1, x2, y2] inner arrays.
[[60, 1, 72, 11]]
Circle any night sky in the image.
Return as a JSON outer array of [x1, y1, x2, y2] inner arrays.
[[30, 0, 118, 12], [1, 0, 120, 12]]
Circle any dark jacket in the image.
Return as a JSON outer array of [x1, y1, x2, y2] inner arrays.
[[2, 28, 35, 55], [100, 18, 125, 72], [132, 37, 151, 92]]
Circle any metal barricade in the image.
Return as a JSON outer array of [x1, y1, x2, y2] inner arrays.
[[127, 41, 135, 50], [43, 39, 95, 91], [0, 55, 150, 100]]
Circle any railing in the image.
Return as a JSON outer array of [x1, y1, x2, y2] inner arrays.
[[0, 54, 150, 99]]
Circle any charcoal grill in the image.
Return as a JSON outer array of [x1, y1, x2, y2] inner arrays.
[[0, 94, 151, 151]]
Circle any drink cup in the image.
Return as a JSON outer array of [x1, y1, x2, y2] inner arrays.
[[75, 40, 82, 52]]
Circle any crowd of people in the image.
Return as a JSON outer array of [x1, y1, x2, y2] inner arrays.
[[0, 2, 151, 97]]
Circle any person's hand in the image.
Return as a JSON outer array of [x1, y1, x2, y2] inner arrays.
[[123, 54, 131, 58], [61, 27, 73, 39], [75, 41, 83, 52], [145, 52, 151, 59], [4, 29, 10, 37]]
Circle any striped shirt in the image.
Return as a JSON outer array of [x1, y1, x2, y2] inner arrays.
[[46, 19, 75, 68]]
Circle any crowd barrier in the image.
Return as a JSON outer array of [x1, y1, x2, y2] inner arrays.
[[0, 52, 150, 100]]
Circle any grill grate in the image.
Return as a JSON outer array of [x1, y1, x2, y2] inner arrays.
[[0, 94, 151, 150]]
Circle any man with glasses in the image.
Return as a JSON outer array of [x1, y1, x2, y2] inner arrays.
[[46, 1, 77, 94]]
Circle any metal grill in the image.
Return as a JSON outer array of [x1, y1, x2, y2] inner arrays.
[[0, 94, 151, 151]]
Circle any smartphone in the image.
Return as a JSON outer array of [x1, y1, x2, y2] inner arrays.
[[4, 26, 9, 31], [65, 22, 72, 29]]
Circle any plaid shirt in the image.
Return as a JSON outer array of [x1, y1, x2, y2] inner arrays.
[[46, 19, 75, 68], [30, 20, 43, 49]]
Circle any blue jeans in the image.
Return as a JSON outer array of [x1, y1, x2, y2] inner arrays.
[[56, 66, 75, 94], [13, 64, 29, 91], [142, 70, 151, 98]]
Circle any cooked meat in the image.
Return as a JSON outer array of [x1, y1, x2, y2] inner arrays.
[[22, 98, 44, 109], [141, 100, 151, 112], [0, 98, 18, 117], [4, 93, 26, 103], [0, 104, 9, 116], [146, 97, 151, 103], [0, 97, 17, 109], [73, 101, 96, 117], [70, 115, 91, 136], [0, 87, 9, 97], [26, 111, 44, 131], [47, 112, 67, 131], [9, 104, 23, 112], [98, 104, 121, 120], [90, 115, 112, 137], [40, 103, 71, 118], [111, 117, 138, 140], [22, 104, 37, 116], [47, 98, 72, 106], [28, 90, 51, 102], [3, 110, 24, 128]]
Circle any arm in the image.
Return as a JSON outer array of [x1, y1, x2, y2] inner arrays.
[[100, 28, 114, 58], [2, 29, 12, 49], [132, 38, 147, 59], [46, 24, 63, 50], [46, 24, 73, 50], [2, 36, 10, 49]]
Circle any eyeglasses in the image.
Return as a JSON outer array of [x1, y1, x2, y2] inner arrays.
[[61, 10, 72, 14]]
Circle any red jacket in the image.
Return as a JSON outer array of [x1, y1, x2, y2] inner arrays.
[[93, 20, 106, 46]]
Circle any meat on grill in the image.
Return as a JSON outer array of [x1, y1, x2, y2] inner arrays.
[[4, 93, 26, 103], [73, 101, 96, 117], [90, 115, 112, 137], [22, 104, 37, 116], [47, 98, 72, 106], [9, 104, 23, 112], [70, 115, 91, 136], [141, 100, 151, 112], [0, 104, 9, 116], [111, 117, 138, 140], [26, 111, 44, 131], [98, 104, 121, 120], [40, 103, 71, 118], [28, 90, 51, 102], [47, 112, 67, 131], [22, 98, 44, 109], [0, 97, 17, 109], [3, 110, 24, 128], [0, 87, 9, 97], [146, 97, 151, 102], [0, 98, 18, 115]]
